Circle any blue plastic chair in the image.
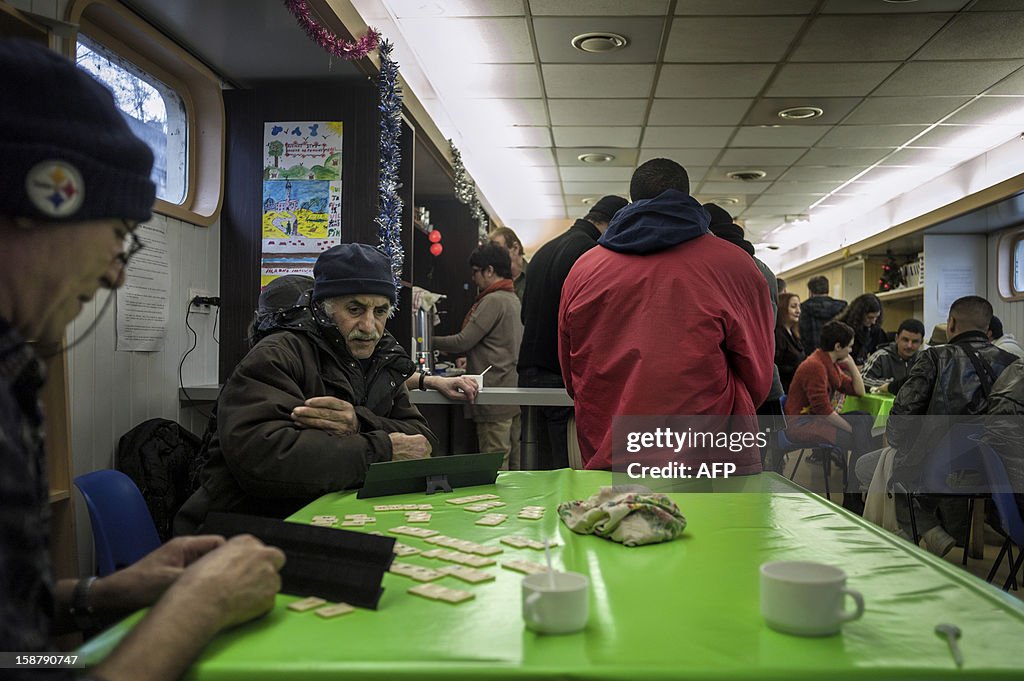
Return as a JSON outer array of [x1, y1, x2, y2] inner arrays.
[[74, 469, 161, 576], [975, 440, 1024, 590], [778, 394, 846, 500], [906, 423, 989, 566]]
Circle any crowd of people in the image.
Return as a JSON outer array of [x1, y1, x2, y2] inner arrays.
[[5, 38, 1024, 681]]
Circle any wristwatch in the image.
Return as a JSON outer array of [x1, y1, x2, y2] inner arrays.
[[418, 372, 427, 390], [69, 576, 98, 632]]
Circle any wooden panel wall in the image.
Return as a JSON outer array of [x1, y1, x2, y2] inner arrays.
[[220, 80, 381, 381]]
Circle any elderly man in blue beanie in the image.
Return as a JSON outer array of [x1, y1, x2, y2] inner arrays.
[[177, 243, 437, 534], [0, 39, 284, 681]]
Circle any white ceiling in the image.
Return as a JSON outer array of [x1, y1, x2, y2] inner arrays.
[[354, 0, 1024, 258]]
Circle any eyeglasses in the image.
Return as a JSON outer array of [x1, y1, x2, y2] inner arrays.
[[118, 220, 144, 265]]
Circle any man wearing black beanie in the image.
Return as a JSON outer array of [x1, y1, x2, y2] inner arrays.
[[518, 195, 628, 469], [0, 39, 284, 681], [178, 243, 437, 534]]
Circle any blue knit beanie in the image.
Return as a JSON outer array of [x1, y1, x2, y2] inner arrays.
[[313, 244, 396, 305], [0, 39, 155, 222]]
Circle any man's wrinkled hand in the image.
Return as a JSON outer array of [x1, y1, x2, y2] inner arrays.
[[291, 396, 358, 435], [428, 375, 478, 402], [388, 433, 432, 460]]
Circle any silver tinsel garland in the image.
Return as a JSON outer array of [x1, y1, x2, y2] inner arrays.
[[449, 140, 489, 241], [375, 40, 405, 304]]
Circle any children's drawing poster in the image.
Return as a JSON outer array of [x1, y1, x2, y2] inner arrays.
[[261, 121, 343, 286]]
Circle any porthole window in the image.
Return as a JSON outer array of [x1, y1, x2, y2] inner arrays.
[[76, 34, 188, 204]]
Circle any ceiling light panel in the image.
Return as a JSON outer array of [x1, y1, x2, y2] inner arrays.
[[844, 96, 971, 124], [553, 127, 642, 147], [445, 99, 548, 130], [642, 126, 735, 148], [531, 0, 669, 15], [548, 99, 648, 126], [663, 17, 804, 62], [463, 125, 552, 147], [648, 99, 753, 126], [400, 18, 534, 64], [386, 0, 525, 17], [656, 64, 774, 98], [875, 60, 1024, 97], [534, 18, 662, 63], [915, 12, 1024, 60], [767, 63, 901, 97], [429, 63, 542, 98], [731, 126, 830, 147], [543, 65, 657, 98], [790, 14, 950, 62]]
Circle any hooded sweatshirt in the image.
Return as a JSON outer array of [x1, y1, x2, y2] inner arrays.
[[799, 295, 848, 354], [560, 189, 775, 474]]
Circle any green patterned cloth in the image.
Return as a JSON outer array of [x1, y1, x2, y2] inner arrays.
[[557, 485, 687, 546]]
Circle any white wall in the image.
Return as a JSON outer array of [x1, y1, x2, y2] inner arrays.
[[922, 234, 987, 334]]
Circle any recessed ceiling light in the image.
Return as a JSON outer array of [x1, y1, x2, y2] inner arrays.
[[777, 106, 824, 120], [785, 214, 810, 224], [581, 197, 597, 205], [726, 169, 767, 181], [765, 244, 781, 250], [709, 197, 740, 205], [570, 32, 629, 54], [578, 152, 615, 164]]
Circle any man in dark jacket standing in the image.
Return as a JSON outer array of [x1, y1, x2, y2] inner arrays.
[[177, 244, 436, 533], [885, 296, 1017, 554], [518, 195, 628, 469], [800, 276, 847, 352]]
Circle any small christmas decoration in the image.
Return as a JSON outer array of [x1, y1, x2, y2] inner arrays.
[[878, 250, 906, 292]]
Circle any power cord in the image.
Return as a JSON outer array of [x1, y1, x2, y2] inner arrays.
[[179, 296, 221, 419]]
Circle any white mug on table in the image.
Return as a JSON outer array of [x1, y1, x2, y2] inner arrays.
[[521, 571, 589, 635], [760, 560, 864, 636]]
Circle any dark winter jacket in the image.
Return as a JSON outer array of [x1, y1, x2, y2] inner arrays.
[[981, 359, 1024, 511], [519, 218, 601, 377], [861, 341, 919, 394], [774, 325, 805, 392], [888, 330, 1018, 486], [175, 304, 435, 533], [799, 295, 847, 352], [850, 323, 889, 366]]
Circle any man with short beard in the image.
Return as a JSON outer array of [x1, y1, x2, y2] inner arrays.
[[177, 244, 436, 533]]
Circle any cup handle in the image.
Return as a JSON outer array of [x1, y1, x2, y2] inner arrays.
[[524, 591, 541, 621], [839, 587, 865, 623]]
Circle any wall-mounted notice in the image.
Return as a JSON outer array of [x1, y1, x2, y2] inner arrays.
[[261, 121, 343, 287], [116, 221, 170, 352], [937, 266, 976, 317]]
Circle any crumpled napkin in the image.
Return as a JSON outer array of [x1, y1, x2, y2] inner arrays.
[[556, 485, 687, 547]]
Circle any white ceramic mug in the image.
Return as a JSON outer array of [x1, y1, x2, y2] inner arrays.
[[522, 571, 589, 635], [760, 561, 865, 636]]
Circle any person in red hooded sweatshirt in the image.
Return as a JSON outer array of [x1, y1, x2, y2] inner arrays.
[[558, 158, 775, 473]]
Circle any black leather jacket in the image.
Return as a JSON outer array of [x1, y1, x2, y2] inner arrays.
[[888, 330, 1018, 485]]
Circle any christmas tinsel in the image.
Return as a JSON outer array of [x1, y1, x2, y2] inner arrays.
[[375, 40, 405, 302], [449, 140, 490, 241], [284, 0, 380, 61]]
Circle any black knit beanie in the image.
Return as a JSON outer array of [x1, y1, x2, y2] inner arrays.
[[0, 39, 155, 222], [313, 244, 396, 305]]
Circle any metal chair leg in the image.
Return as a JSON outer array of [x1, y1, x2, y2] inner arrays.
[[987, 537, 1010, 583], [962, 497, 974, 566], [908, 493, 920, 546], [1002, 545, 1024, 592], [822, 449, 831, 500], [788, 451, 804, 481]]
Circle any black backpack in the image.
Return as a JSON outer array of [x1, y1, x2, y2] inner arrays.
[[116, 418, 203, 541]]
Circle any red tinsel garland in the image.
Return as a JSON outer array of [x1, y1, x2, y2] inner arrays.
[[284, 0, 380, 60]]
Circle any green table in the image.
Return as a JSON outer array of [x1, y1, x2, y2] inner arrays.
[[843, 393, 895, 431], [80, 471, 1024, 680]]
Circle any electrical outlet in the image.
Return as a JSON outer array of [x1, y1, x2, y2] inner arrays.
[[188, 288, 212, 314]]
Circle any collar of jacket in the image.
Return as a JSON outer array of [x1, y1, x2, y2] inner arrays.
[[597, 189, 709, 255], [570, 218, 600, 241], [948, 329, 990, 345]]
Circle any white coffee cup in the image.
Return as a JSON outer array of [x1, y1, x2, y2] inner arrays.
[[760, 561, 865, 636], [465, 374, 484, 390], [522, 571, 589, 635]]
